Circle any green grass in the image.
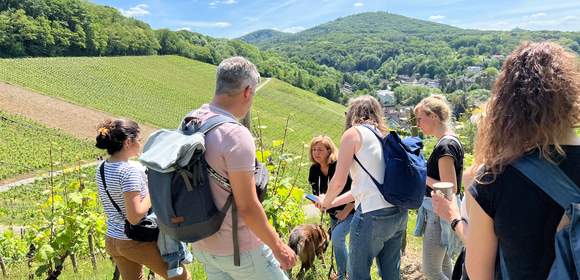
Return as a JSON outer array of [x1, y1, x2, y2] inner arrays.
[[0, 111, 101, 181], [0, 56, 216, 128], [2, 252, 209, 279], [0, 56, 346, 185]]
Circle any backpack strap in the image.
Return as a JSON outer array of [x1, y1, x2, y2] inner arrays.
[[198, 114, 239, 135], [512, 154, 580, 208], [498, 154, 580, 279], [353, 125, 384, 188], [99, 162, 125, 218], [197, 114, 243, 267]]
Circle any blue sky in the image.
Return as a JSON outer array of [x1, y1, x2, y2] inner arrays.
[[91, 0, 580, 38]]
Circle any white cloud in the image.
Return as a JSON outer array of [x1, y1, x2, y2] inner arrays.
[[282, 26, 306, 33], [243, 16, 260, 22], [462, 13, 580, 32], [429, 15, 445, 21], [354, 2, 364, 7], [177, 27, 191, 31], [530, 12, 546, 18], [209, 0, 238, 6], [119, 4, 150, 17], [176, 21, 232, 28]]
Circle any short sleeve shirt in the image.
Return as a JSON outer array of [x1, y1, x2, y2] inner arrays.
[[308, 161, 354, 218], [470, 146, 580, 279], [189, 104, 261, 256], [96, 160, 148, 240], [425, 136, 464, 197]]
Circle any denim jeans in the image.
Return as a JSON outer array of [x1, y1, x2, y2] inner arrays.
[[157, 232, 193, 278], [192, 244, 289, 280], [422, 212, 453, 280], [348, 206, 408, 280], [330, 214, 353, 280]]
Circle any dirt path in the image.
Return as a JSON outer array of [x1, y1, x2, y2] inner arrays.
[[0, 79, 272, 191], [0, 79, 271, 141], [0, 82, 158, 141]]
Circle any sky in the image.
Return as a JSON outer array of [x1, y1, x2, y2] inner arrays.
[[91, 0, 580, 38]]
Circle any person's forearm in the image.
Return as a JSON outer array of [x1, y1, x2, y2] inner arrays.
[[238, 202, 283, 250], [331, 191, 354, 208], [426, 176, 438, 189], [455, 222, 467, 243], [324, 176, 346, 206]]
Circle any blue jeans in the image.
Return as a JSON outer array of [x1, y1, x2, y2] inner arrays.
[[330, 214, 353, 280], [348, 206, 408, 280], [193, 244, 289, 280], [157, 232, 193, 278]]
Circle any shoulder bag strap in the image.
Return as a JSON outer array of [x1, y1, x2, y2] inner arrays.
[[100, 162, 125, 216]]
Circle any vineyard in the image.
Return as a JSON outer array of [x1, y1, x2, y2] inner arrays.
[[0, 111, 101, 181], [0, 164, 210, 279], [0, 56, 347, 185]]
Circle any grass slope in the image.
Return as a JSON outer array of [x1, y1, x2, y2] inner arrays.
[[0, 111, 101, 181], [0, 56, 346, 183]]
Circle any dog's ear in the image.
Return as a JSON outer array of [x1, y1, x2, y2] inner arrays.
[[316, 226, 328, 249]]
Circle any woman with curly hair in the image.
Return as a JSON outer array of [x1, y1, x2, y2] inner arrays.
[[466, 42, 580, 279]]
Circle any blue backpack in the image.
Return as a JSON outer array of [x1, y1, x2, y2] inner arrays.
[[500, 154, 580, 280], [353, 125, 427, 209]]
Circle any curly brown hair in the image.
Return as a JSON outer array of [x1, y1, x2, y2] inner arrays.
[[474, 41, 580, 177]]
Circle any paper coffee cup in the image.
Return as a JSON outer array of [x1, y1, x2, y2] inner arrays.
[[433, 182, 454, 200]]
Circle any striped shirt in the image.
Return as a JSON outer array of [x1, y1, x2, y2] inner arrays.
[[96, 160, 148, 240]]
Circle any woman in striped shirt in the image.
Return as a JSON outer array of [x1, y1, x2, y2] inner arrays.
[[95, 119, 190, 280]]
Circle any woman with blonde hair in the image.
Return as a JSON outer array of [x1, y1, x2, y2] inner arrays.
[[320, 95, 408, 279], [466, 42, 580, 279], [308, 135, 354, 280], [414, 95, 464, 280]]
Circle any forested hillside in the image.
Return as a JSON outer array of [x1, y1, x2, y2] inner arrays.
[[0, 0, 342, 101], [242, 12, 580, 98]]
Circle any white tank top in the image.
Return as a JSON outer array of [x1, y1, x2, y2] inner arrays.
[[350, 125, 393, 213]]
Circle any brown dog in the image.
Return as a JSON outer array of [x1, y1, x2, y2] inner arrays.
[[287, 224, 329, 279]]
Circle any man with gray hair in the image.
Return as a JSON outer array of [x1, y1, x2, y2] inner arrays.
[[189, 57, 296, 279]]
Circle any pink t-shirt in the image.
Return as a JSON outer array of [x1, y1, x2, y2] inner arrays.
[[190, 104, 263, 255]]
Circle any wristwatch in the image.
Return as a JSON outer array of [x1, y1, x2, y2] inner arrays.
[[451, 218, 467, 232]]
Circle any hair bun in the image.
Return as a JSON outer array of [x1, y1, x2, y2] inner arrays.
[[95, 120, 113, 150]]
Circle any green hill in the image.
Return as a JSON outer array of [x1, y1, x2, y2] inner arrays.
[[0, 111, 101, 180], [241, 12, 580, 96], [0, 0, 343, 103], [0, 55, 346, 183]]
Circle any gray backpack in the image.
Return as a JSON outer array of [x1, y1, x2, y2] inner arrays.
[[139, 114, 243, 264]]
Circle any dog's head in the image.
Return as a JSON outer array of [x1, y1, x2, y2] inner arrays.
[[312, 224, 329, 256], [288, 224, 330, 257]]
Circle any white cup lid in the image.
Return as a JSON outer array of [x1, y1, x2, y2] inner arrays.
[[433, 182, 454, 189]]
